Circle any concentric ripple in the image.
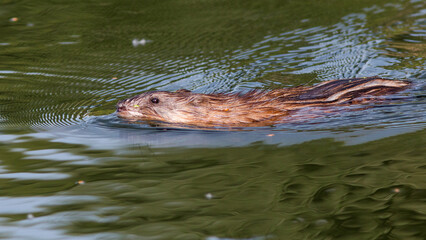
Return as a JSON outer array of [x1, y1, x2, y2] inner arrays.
[[0, 0, 424, 131]]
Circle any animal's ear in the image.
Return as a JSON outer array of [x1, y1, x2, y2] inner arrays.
[[176, 89, 191, 93]]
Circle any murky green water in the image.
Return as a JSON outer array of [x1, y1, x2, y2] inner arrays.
[[0, 0, 425, 239]]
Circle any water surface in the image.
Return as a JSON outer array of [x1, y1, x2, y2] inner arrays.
[[0, 0, 425, 239]]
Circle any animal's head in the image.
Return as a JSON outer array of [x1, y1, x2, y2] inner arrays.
[[116, 89, 206, 123]]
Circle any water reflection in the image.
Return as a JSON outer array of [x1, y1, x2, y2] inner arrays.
[[0, 127, 424, 239]]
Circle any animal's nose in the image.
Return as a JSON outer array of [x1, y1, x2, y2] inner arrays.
[[117, 105, 127, 112]]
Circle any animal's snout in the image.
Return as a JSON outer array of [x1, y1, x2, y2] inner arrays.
[[116, 105, 127, 112]]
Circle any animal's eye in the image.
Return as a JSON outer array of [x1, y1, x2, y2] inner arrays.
[[150, 98, 160, 104]]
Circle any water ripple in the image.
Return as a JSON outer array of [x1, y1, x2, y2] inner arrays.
[[0, 1, 424, 131]]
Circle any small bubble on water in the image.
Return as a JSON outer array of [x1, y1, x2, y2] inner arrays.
[[27, 213, 34, 219], [132, 38, 151, 47], [205, 193, 213, 199], [315, 219, 328, 226], [293, 217, 305, 223]]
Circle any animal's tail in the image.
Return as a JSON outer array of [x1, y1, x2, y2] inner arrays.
[[297, 77, 411, 102]]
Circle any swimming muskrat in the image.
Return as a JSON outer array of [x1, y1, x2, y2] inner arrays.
[[116, 77, 411, 127]]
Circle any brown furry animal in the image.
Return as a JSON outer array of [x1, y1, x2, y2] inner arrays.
[[116, 77, 410, 127]]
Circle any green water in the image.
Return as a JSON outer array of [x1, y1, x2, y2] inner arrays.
[[0, 0, 425, 239]]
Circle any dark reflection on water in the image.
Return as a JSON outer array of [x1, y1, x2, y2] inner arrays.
[[0, 0, 425, 239], [0, 128, 424, 239]]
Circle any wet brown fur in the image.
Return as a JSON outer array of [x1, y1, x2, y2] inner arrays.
[[116, 77, 411, 127]]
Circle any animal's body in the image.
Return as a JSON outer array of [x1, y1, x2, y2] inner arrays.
[[116, 77, 410, 127]]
